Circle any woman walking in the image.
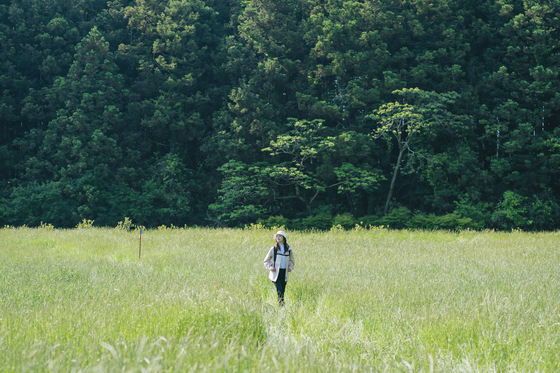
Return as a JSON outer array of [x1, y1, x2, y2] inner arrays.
[[263, 231, 295, 306]]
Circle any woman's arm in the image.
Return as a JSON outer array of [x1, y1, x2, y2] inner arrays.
[[288, 248, 295, 272], [263, 247, 275, 270]]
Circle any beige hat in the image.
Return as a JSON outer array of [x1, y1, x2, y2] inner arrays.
[[274, 231, 287, 240]]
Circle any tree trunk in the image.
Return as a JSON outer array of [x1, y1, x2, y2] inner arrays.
[[384, 137, 404, 215]]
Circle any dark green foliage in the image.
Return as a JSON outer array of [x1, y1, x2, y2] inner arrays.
[[257, 215, 290, 228], [528, 197, 560, 231], [453, 194, 493, 230], [377, 207, 412, 230], [490, 191, 560, 231], [207, 161, 271, 226], [1, 182, 77, 227], [356, 215, 381, 227], [253, 210, 480, 231], [1, 0, 560, 230], [301, 213, 333, 231], [333, 213, 355, 230], [408, 213, 477, 231]]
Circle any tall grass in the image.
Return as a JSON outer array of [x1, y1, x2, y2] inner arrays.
[[0, 227, 559, 372]]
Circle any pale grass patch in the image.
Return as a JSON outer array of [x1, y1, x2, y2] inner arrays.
[[0, 227, 559, 371]]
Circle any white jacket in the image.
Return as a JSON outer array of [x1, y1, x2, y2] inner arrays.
[[263, 246, 295, 282]]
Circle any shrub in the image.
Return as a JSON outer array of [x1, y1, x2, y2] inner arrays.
[[333, 213, 355, 230], [491, 191, 527, 230], [1, 181, 78, 228], [453, 194, 491, 229], [408, 213, 438, 230], [115, 217, 134, 230], [527, 196, 559, 231], [356, 215, 380, 227], [408, 212, 476, 230], [257, 215, 289, 229], [378, 207, 412, 229], [76, 219, 95, 229], [435, 213, 475, 230], [286, 218, 301, 231], [301, 213, 333, 231]]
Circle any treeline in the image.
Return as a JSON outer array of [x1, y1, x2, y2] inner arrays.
[[1, 0, 559, 230]]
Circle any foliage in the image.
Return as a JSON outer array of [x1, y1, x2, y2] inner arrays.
[[257, 215, 289, 229], [527, 196, 559, 231], [369, 88, 469, 215], [491, 191, 528, 230], [75, 218, 95, 229], [408, 213, 477, 230], [39, 222, 55, 230], [1, 0, 560, 230], [356, 215, 381, 227], [207, 161, 270, 226], [115, 217, 134, 230], [1, 182, 78, 227], [264, 118, 335, 169], [300, 213, 333, 231], [453, 194, 493, 230], [332, 213, 356, 230], [377, 207, 412, 229]]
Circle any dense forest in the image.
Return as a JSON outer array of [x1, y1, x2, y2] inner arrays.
[[1, 0, 559, 230]]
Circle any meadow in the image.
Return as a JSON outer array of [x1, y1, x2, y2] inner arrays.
[[0, 226, 559, 372]]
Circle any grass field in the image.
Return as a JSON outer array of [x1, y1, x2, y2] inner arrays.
[[0, 227, 559, 372]]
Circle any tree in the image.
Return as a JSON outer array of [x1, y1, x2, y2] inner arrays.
[[369, 88, 468, 215], [263, 118, 335, 209], [209, 118, 335, 226], [207, 160, 270, 226], [332, 163, 384, 215]]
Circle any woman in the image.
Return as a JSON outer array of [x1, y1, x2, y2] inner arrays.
[[263, 230, 295, 306]]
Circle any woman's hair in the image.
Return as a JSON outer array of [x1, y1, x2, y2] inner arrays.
[[274, 237, 289, 251]]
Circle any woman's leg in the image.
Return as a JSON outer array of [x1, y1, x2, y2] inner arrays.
[[274, 269, 287, 305], [280, 280, 288, 306]]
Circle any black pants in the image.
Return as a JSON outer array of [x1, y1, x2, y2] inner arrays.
[[273, 268, 288, 305]]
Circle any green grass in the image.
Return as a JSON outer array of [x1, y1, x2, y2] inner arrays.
[[0, 227, 559, 372]]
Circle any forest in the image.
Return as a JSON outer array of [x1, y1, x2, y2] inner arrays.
[[1, 0, 559, 230]]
